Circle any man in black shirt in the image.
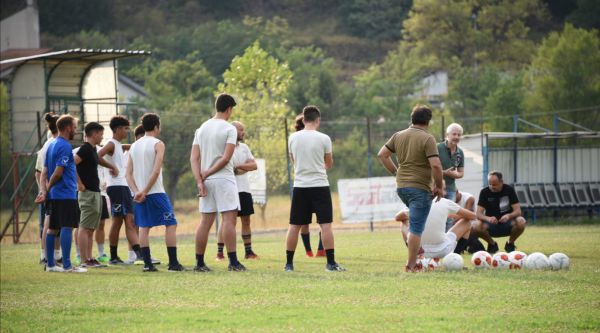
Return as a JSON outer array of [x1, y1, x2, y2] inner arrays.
[[76, 122, 118, 268], [474, 171, 527, 253]]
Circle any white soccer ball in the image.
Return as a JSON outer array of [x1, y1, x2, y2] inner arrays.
[[492, 252, 511, 269], [508, 251, 527, 270], [442, 253, 464, 271], [471, 251, 492, 269], [524, 252, 550, 270], [548, 252, 570, 270]]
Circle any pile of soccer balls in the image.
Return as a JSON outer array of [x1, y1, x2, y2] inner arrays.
[[431, 251, 570, 272]]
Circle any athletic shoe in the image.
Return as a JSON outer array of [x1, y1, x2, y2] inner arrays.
[[143, 265, 158, 272], [109, 257, 125, 265], [193, 265, 212, 272], [73, 256, 81, 266], [96, 254, 109, 264], [284, 263, 294, 272], [215, 253, 225, 261], [64, 266, 87, 273], [39, 258, 47, 265], [56, 257, 63, 265], [45, 265, 64, 273], [315, 249, 326, 257], [305, 251, 314, 257], [134, 257, 144, 265], [404, 262, 424, 273], [228, 262, 247, 272], [325, 263, 347, 272], [151, 257, 161, 265], [244, 252, 259, 259], [90, 259, 107, 268], [487, 241, 499, 254], [467, 239, 485, 254], [167, 263, 186, 272], [504, 242, 516, 252]]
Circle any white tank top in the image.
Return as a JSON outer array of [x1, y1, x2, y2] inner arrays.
[[105, 138, 128, 187], [129, 136, 165, 195], [457, 192, 475, 212]]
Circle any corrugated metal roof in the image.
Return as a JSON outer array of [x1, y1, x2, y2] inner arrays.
[[0, 48, 151, 65]]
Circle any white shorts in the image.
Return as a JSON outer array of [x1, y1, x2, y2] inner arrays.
[[199, 178, 240, 213], [422, 232, 457, 259]]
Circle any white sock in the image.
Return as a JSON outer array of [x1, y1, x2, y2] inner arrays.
[[41, 249, 46, 260], [97, 243, 105, 256], [75, 246, 81, 257], [54, 250, 62, 260], [128, 250, 137, 261]]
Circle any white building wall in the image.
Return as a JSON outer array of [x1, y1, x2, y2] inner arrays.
[[0, 5, 40, 51]]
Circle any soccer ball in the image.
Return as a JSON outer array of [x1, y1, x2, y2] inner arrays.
[[491, 252, 511, 269], [471, 251, 492, 269], [508, 251, 527, 269], [442, 253, 464, 271], [548, 252, 570, 270], [524, 252, 550, 270]]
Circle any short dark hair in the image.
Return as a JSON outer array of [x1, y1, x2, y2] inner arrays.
[[134, 125, 145, 138], [410, 104, 432, 125], [141, 113, 160, 131], [84, 122, 104, 136], [215, 93, 236, 112], [302, 105, 320, 123], [488, 171, 503, 181], [56, 115, 76, 132], [44, 112, 59, 134], [109, 115, 130, 131], [294, 114, 305, 131]]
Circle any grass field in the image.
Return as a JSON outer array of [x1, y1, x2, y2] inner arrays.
[[1, 224, 600, 332]]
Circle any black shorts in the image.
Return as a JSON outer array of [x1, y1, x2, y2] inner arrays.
[[47, 199, 80, 230], [107, 186, 133, 217], [484, 220, 514, 237], [101, 195, 110, 219], [238, 192, 255, 217], [289, 187, 333, 225]]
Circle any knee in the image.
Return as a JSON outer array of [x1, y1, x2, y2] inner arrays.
[[515, 217, 526, 229]]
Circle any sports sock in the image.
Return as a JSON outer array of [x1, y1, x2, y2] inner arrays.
[[110, 245, 118, 259], [167, 246, 179, 266], [301, 233, 312, 252], [128, 250, 137, 261], [140, 247, 152, 267], [75, 245, 81, 258], [60, 227, 73, 269], [242, 234, 252, 254], [97, 243, 105, 256], [54, 249, 61, 260], [132, 244, 142, 258], [318, 232, 324, 251], [217, 242, 224, 255], [325, 249, 335, 265], [454, 237, 469, 254], [46, 234, 56, 266], [286, 250, 295, 265], [227, 252, 239, 266], [40, 249, 46, 260], [196, 253, 205, 267]]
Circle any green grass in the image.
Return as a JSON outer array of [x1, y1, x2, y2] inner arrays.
[[1, 225, 600, 332]]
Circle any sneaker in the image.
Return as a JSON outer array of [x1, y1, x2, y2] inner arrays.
[[504, 242, 516, 252], [151, 257, 161, 265], [96, 254, 109, 264], [56, 257, 63, 265], [244, 252, 259, 259], [215, 253, 225, 261], [134, 257, 144, 265], [228, 262, 247, 272], [45, 265, 64, 272], [167, 263, 186, 272], [487, 241, 499, 254], [39, 258, 47, 265], [467, 239, 485, 254], [109, 257, 125, 265], [284, 263, 294, 272], [64, 266, 87, 273], [404, 262, 424, 273], [315, 249, 326, 257], [193, 265, 212, 272], [305, 251, 314, 257], [90, 259, 107, 268], [143, 265, 158, 272], [73, 256, 81, 266], [325, 263, 347, 272]]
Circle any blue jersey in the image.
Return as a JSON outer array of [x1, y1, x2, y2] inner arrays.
[[45, 137, 77, 200]]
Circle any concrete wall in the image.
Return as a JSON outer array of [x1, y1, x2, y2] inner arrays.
[[0, 5, 40, 51]]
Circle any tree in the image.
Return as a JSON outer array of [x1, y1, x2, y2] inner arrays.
[[567, 0, 600, 31], [484, 72, 526, 132], [338, 0, 412, 41]]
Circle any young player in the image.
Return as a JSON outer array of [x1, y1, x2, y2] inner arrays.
[[96, 150, 111, 263], [126, 113, 184, 272]]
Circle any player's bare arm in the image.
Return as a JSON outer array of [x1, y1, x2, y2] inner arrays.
[[377, 145, 397, 175], [324, 152, 333, 170], [190, 144, 206, 197], [428, 156, 444, 201]]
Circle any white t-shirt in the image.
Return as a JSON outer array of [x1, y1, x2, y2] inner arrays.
[[129, 136, 165, 195], [457, 192, 475, 212], [97, 146, 109, 196], [288, 130, 332, 188], [420, 198, 461, 246], [36, 136, 56, 172], [232, 143, 254, 193], [192, 118, 237, 182], [104, 138, 128, 187]]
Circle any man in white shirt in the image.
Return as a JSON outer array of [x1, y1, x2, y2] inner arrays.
[[190, 93, 245, 272], [285, 105, 345, 272], [215, 121, 259, 261]]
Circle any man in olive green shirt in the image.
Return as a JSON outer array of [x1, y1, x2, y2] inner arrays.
[[378, 105, 444, 272], [437, 123, 465, 231]]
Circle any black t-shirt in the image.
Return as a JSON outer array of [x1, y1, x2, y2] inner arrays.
[[76, 143, 100, 192], [477, 184, 519, 220]]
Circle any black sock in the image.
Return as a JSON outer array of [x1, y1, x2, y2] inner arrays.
[[140, 247, 152, 267], [217, 242, 224, 254], [110, 245, 118, 260], [228, 252, 239, 266], [196, 253, 205, 267], [244, 243, 252, 254], [167, 246, 179, 266], [132, 244, 142, 258], [454, 238, 468, 254], [286, 250, 295, 265], [325, 248, 335, 265], [301, 233, 312, 252], [318, 232, 324, 251], [242, 234, 252, 254]]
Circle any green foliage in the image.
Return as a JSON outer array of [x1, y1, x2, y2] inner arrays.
[[38, 0, 113, 36], [484, 73, 526, 132], [567, 0, 600, 30], [41, 30, 112, 50], [338, 0, 412, 41]]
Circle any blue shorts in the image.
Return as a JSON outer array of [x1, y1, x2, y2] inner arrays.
[[134, 193, 177, 228], [397, 187, 432, 236], [107, 186, 133, 217]]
